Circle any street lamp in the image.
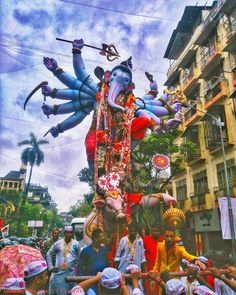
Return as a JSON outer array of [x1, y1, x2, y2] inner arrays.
[[184, 104, 236, 255]]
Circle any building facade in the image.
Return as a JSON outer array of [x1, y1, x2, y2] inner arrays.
[[0, 163, 27, 192], [164, 0, 236, 255], [28, 184, 56, 210]]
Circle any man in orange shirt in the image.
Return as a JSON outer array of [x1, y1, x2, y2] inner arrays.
[[151, 226, 206, 294], [143, 224, 164, 295], [153, 226, 206, 273]]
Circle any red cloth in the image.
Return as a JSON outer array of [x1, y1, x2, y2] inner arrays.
[[131, 117, 150, 139], [143, 236, 164, 295], [85, 131, 96, 161], [206, 260, 215, 289], [143, 235, 164, 271], [126, 193, 143, 204], [126, 193, 143, 224]]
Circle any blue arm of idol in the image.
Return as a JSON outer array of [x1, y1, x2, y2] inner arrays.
[[72, 39, 98, 94]]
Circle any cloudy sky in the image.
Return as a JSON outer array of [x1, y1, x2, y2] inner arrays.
[[0, 0, 212, 212]]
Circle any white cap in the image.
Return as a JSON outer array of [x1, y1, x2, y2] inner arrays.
[[100, 267, 122, 289], [165, 279, 186, 295], [64, 225, 74, 232], [24, 260, 47, 278], [126, 264, 141, 272], [197, 256, 208, 264], [2, 278, 25, 290], [71, 285, 85, 295], [193, 285, 216, 294]]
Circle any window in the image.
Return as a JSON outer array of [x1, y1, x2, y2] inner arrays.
[[193, 170, 208, 205], [14, 182, 18, 189], [176, 179, 187, 203], [4, 182, 7, 188], [216, 158, 236, 195], [222, 12, 236, 38], [181, 60, 196, 88], [203, 108, 228, 150], [9, 182, 13, 188], [200, 32, 218, 70], [183, 126, 201, 162]]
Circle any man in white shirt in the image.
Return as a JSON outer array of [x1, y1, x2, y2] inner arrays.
[[114, 223, 146, 273], [47, 225, 80, 295]]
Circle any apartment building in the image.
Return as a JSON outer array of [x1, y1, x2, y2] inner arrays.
[[164, 0, 236, 255]]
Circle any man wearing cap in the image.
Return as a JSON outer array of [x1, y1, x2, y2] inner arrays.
[[24, 260, 48, 295], [71, 267, 143, 295], [47, 225, 80, 295], [1, 278, 26, 295]]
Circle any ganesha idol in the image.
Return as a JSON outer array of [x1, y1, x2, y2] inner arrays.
[[83, 172, 177, 247], [40, 39, 186, 169], [27, 38, 184, 248]]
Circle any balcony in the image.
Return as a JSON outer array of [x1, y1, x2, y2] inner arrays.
[[187, 148, 201, 164], [183, 101, 203, 127], [204, 79, 229, 110], [222, 17, 236, 52], [199, 41, 222, 79], [205, 133, 228, 151], [181, 66, 200, 94]]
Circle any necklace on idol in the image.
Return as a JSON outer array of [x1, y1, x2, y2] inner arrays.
[[61, 239, 72, 270]]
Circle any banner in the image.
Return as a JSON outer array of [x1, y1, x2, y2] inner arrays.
[[218, 197, 236, 239], [1, 224, 9, 237]]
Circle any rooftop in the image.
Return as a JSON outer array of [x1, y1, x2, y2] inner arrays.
[[1, 171, 21, 180], [164, 5, 213, 59]]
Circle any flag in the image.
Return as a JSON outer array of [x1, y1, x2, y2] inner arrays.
[[218, 197, 236, 239], [1, 224, 9, 237]]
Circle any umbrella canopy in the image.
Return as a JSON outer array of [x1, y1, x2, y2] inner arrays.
[[0, 244, 45, 287]]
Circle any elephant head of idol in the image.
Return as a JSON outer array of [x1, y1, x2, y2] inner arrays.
[[108, 57, 133, 112]]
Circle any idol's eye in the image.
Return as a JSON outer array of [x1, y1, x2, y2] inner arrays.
[[107, 204, 113, 210], [125, 78, 129, 83], [113, 72, 117, 77]]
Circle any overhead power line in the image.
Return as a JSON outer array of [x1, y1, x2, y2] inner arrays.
[[59, 0, 176, 21], [0, 153, 78, 181]]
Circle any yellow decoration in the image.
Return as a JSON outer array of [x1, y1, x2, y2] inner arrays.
[[163, 203, 185, 227]]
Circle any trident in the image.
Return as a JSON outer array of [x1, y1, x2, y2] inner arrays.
[[56, 38, 120, 61]]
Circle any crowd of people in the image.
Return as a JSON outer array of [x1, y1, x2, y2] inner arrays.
[[1, 223, 236, 295]]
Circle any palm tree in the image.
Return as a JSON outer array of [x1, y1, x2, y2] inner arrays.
[[18, 132, 49, 206]]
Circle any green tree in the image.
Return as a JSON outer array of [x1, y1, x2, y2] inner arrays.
[[69, 201, 92, 218], [0, 189, 21, 207], [131, 130, 196, 194], [78, 168, 94, 190], [130, 130, 196, 229], [18, 132, 49, 206], [9, 202, 63, 237]]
